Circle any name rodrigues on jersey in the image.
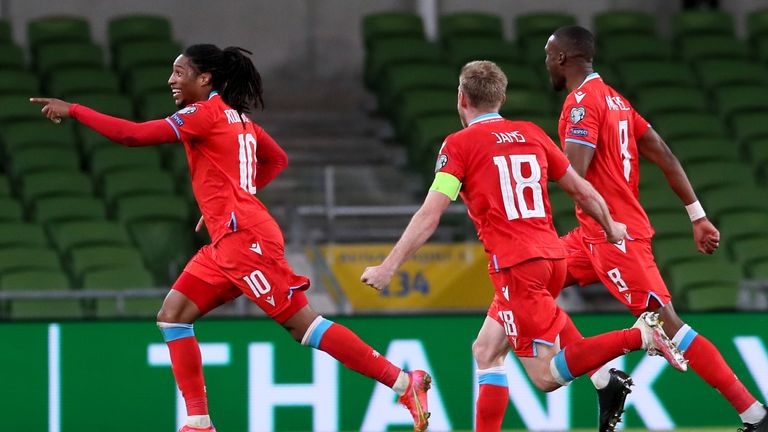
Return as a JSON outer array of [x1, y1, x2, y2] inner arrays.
[[225, 109, 251, 124], [605, 96, 630, 111], [492, 131, 526, 144]]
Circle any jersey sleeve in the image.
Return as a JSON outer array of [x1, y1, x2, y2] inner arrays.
[[632, 109, 651, 138], [435, 134, 466, 181], [165, 103, 214, 142], [540, 129, 571, 181], [561, 93, 600, 150]]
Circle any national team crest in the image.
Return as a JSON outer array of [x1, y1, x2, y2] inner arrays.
[[569, 106, 586, 124]]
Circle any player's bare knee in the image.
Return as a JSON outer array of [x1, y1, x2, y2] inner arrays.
[[156, 307, 180, 324], [532, 374, 560, 392], [472, 339, 502, 367]]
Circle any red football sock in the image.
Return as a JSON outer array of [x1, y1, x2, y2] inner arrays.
[[167, 336, 208, 416], [476, 384, 508, 432], [558, 313, 608, 378], [562, 328, 642, 378], [684, 335, 757, 413], [317, 323, 401, 387]]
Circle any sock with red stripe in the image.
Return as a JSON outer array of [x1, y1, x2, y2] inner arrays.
[[673, 325, 760, 421], [476, 366, 508, 432], [158, 322, 210, 427], [551, 328, 643, 384], [302, 316, 402, 389]]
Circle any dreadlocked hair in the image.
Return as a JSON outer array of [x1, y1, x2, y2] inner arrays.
[[183, 44, 265, 113]]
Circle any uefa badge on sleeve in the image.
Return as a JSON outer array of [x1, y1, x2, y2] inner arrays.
[[569, 106, 586, 124], [435, 154, 448, 172]]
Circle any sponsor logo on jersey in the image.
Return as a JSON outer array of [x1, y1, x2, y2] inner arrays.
[[178, 106, 198, 115], [170, 113, 185, 126], [435, 154, 448, 172], [569, 106, 586, 124], [568, 127, 589, 137], [574, 91, 586, 103]]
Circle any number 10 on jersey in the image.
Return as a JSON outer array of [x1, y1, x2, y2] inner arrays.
[[493, 154, 545, 220], [238, 133, 258, 194]]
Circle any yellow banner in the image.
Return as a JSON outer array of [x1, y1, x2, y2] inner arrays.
[[318, 243, 493, 311]]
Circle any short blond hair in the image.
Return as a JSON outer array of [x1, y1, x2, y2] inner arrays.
[[459, 61, 507, 110]]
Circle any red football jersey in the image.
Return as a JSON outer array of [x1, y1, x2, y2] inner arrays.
[[438, 113, 571, 270], [165, 92, 277, 243], [558, 73, 654, 240]]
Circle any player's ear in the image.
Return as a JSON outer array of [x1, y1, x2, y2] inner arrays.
[[558, 50, 567, 66], [198, 71, 212, 87], [458, 90, 469, 108]]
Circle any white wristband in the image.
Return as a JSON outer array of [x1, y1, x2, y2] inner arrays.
[[685, 200, 706, 222]]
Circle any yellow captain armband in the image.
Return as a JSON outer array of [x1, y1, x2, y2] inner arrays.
[[429, 172, 461, 201]]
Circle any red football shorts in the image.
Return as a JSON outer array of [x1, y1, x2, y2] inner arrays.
[[560, 227, 671, 316], [173, 219, 310, 323], [487, 258, 568, 357]]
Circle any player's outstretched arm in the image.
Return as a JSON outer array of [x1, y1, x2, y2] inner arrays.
[[557, 168, 626, 244], [30, 98, 178, 147], [637, 128, 719, 254], [361, 191, 451, 290]]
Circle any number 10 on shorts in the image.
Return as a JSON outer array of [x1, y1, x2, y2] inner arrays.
[[242, 270, 272, 298]]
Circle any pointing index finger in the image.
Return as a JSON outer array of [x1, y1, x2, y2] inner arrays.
[[29, 97, 51, 104]]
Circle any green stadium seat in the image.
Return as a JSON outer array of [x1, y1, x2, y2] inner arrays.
[[0, 247, 60, 274], [0, 176, 10, 196], [78, 128, 116, 156], [638, 162, 669, 190], [749, 261, 768, 279], [515, 12, 576, 41], [687, 162, 758, 193], [165, 145, 189, 178], [102, 169, 176, 206], [47, 68, 121, 98], [749, 141, 768, 177], [714, 86, 768, 124], [520, 35, 551, 66], [1, 270, 82, 319], [673, 10, 734, 39], [0, 71, 39, 96], [554, 211, 579, 236], [496, 62, 544, 89], [653, 237, 701, 271], [651, 113, 727, 141], [365, 38, 444, 89], [49, 220, 131, 253], [84, 266, 159, 317], [685, 284, 738, 311], [648, 211, 691, 240], [9, 148, 80, 179], [695, 60, 768, 90], [0, 96, 46, 125], [680, 36, 749, 63], [639, 187, 681, 214], [750, 37, 768, 64], [719, 211, 768, 242], [445, 37, 520, 69], [618, 61, 696, 92], [747, 9, 768, 41], [501, 89, 555, 116], [0, 223, 48, 248], [594, 10, 656, 37], [599, 36, 673, 64], [139, 91, 177, 120], [733, 113, 768, 144], [394, 90, 457, 140], [667, 259, 741, 298], [90, 146, 163, 178], [634, 87, 709, 117], [671, 138, 740, 164], [0, 19, 11, 43], [0, 44, 25, 69], [702, 186, 768, 220], [362, 12, 424, 50], [108, 14, 173, 50], [439, 12, 504, 43], [116, 195, 189, 223], [35, 43, 103, 76], [114, 41, 181, 75], [378, 64, 456, 114], [0, 198, 23, 222], [20, 171, 93, 206], [518, 114, 559, 141], [407, 114, 462, 174], [69, 245, 146, 279], [27, 16, 91, 52], [127, 65, 173, 98], [33, 196, 107, 226], [68, 94, 135, 119], [730, 237, 768, 268]]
